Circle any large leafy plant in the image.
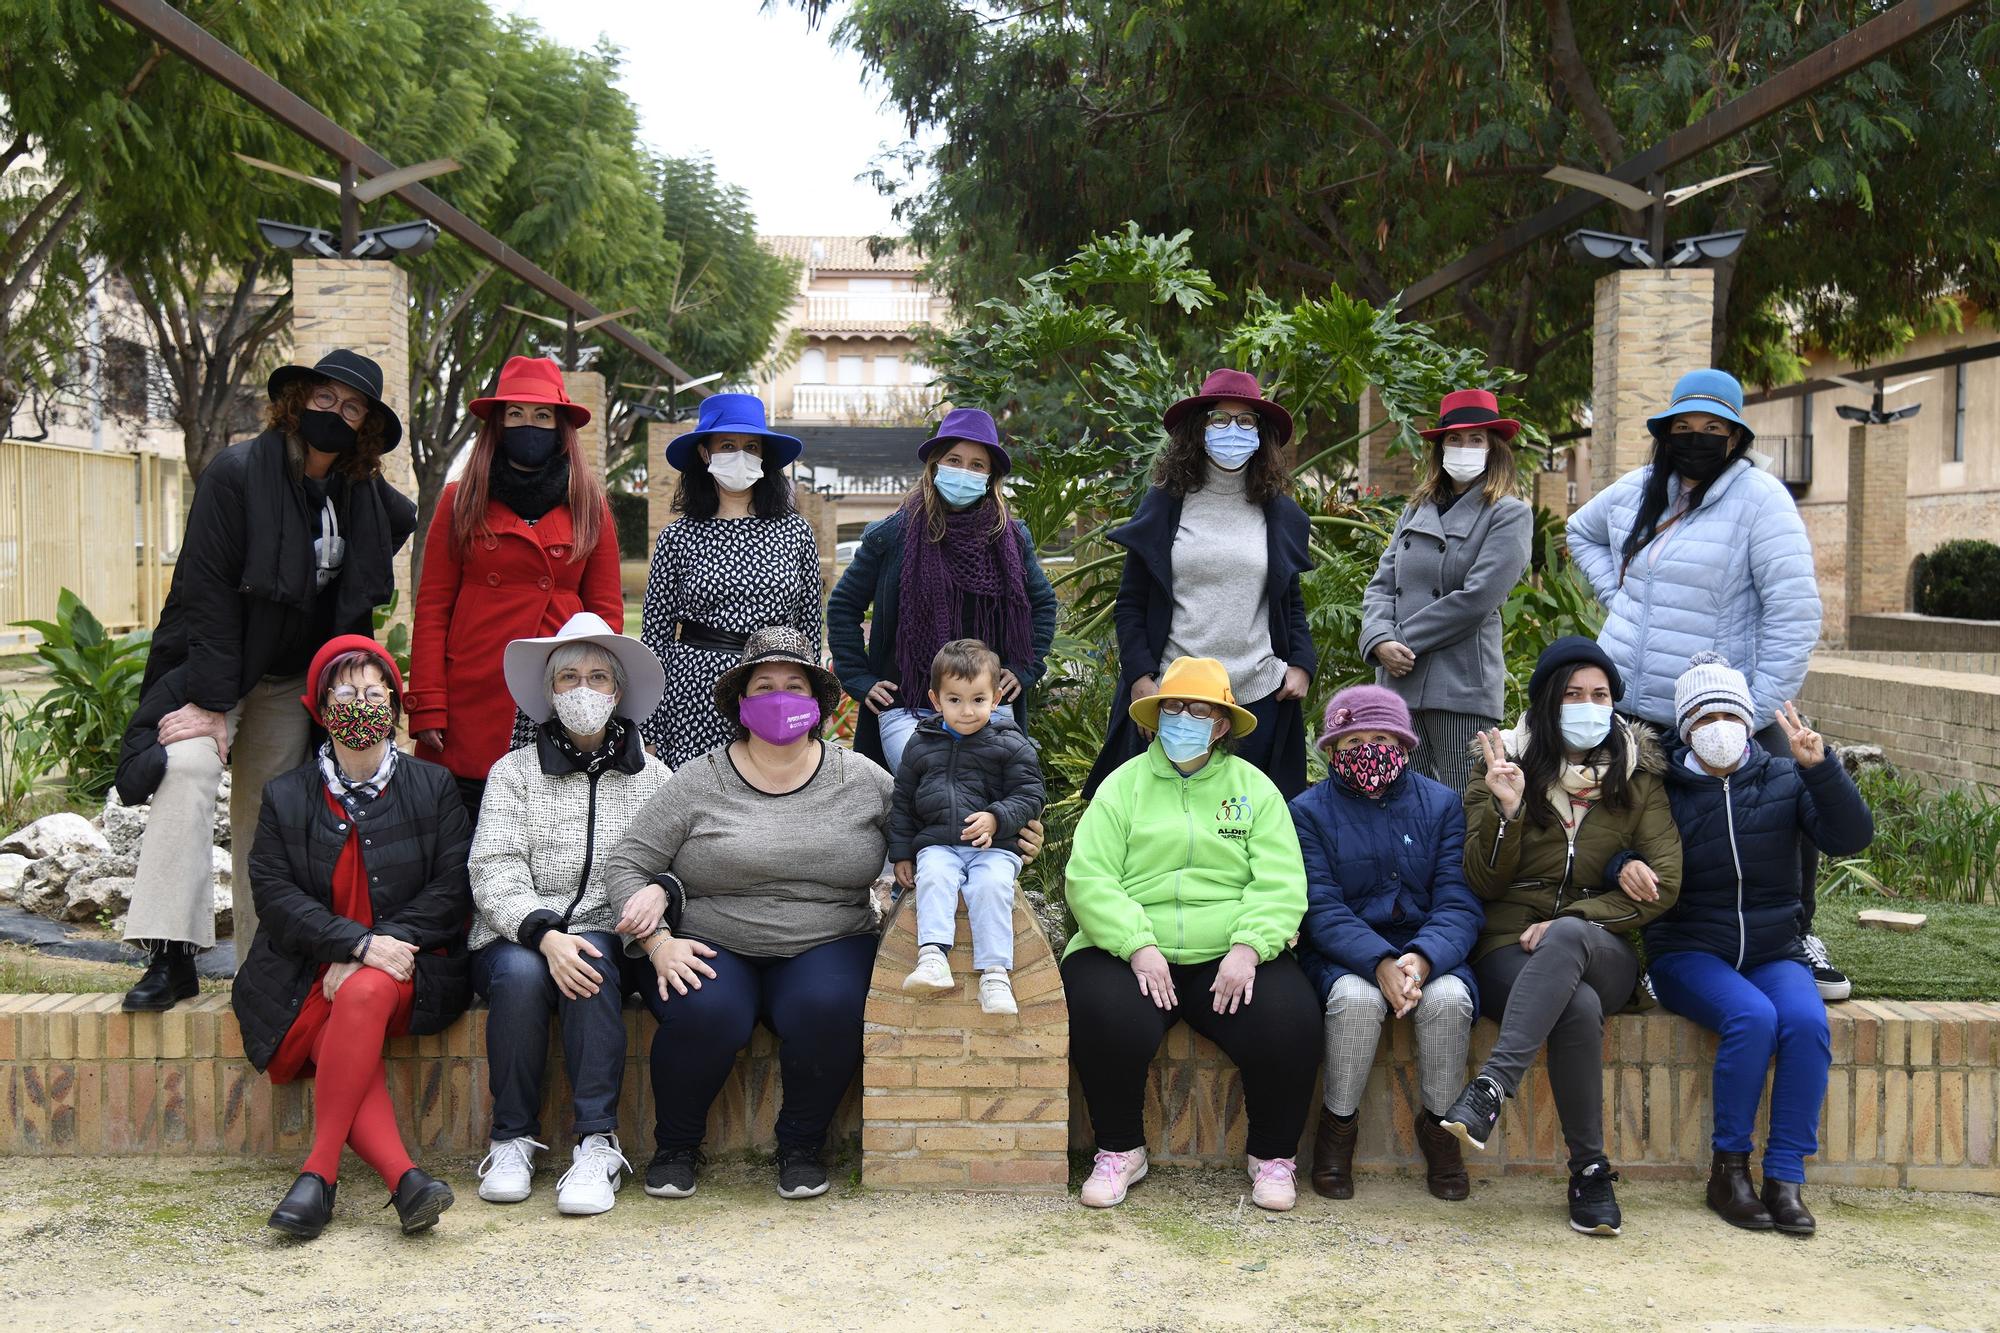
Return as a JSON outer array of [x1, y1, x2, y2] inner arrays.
[[11, 590, 151, 800]]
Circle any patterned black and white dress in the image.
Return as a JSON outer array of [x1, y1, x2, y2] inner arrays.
[[640, 513, 824, 767]]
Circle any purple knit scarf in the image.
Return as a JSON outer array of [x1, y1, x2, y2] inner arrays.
[[894, 495, 1034, 701]]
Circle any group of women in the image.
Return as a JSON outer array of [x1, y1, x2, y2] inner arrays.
[[112, 347, 1864, 1242]]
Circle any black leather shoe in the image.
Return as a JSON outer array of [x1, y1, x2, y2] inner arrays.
[[1761, 1177, 1816, 1235], [1707, 1150, 1774, 1229], [123, 945, 198, 1012], [387, 1167, 454, 1234], [267, 1172, 336, 1239]]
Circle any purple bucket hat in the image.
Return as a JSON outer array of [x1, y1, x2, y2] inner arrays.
[[917, 407, 1012, 475]]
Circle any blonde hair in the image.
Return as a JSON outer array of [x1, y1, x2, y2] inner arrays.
[[1412, 428, 1519, 508]]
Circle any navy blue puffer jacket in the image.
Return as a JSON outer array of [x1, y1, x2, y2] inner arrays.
[[1642, 744, 1873, 970], [1289, 769, 1483, 1008]]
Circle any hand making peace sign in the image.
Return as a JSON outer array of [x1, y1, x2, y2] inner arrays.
[[1477, 728, 1526, 820], [1776, 701, 1826, 767]]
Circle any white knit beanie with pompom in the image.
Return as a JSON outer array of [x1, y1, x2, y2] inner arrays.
[[1673, 650, 1755, 740]]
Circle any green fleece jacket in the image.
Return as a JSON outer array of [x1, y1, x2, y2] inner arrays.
[[1063, 743, 1306, 965]]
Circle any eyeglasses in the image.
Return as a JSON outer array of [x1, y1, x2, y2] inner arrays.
[[309, 387, 370, 427], [554, 669, 618, 693], [1204, 411, 1261, 431], [1157, 699, 1221, 720], [329, 685, 392, 706]]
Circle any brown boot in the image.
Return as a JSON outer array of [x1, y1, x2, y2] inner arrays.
[[1707, 1151, 1774, 1229], [1760, 1176, 1816, 1235], [1310, 1107, 1357, 1199], [1415, 1111, 1470, 1201]]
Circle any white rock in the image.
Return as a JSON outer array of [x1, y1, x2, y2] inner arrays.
[[65, 875, 134, 923], [0, 811, 110, 862], [99, 789, 149, 857], [18, 851, 92, 917], [0, 852, 28, 903]]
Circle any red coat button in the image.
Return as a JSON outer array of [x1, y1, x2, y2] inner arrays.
[[549, 546, 567, 559], [538, 577, 551, 590], [487, 573, 500, 587]]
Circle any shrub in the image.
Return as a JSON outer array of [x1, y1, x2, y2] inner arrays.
[[9, 590, 150, 800], [1818, 765, 2000, 904], [1913, 539, 2000, 620], [610, 489, 650, 560], [0, 692, 57, 831]]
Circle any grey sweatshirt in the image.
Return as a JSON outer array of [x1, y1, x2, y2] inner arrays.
[[603, 741, 892, 958], [1161, 463, 1286, 700]]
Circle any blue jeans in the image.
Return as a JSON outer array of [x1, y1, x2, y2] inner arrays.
[[639, 932, 877, 1153], [473, 932, 627, 1143], [1649, 950, 1830, 1183], [878, 703, 1015, 774], [914, 844, 1020, 971]]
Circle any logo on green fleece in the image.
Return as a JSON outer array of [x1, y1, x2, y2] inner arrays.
[[1215, 795, 1253, 839]]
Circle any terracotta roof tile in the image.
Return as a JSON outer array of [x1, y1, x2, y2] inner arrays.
[[760, 234, 924, 272]]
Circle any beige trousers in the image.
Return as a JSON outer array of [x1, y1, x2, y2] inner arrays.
[[122, 674, 311, 951]]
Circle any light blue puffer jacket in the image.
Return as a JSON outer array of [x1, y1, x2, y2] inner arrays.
[[1566, 458, 1821, 730]]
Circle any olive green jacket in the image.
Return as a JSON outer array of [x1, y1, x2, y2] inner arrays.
[[1461, 717, 1683, 963]]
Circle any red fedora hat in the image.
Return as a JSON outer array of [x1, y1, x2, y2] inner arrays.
[[1417, 388, 1521, 442], [468, 355, 592, 427], [1162, 368, 1294, 445]]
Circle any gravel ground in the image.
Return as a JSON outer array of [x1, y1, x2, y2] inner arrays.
[[2, 1155, 1996, 1331]]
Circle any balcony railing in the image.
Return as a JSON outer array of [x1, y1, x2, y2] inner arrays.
[[801, 292, 936, 327], [1763, 434, 1811, 495], [791, 383, 944, 423]]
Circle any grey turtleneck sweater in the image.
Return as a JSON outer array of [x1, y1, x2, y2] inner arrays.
[[1161, 462, 1286, 701]]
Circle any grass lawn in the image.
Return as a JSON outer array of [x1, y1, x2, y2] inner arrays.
[[1814, 893, 2000, 1002]]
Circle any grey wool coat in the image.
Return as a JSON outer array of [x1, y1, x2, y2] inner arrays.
[[1359, 491, 1533, 719]]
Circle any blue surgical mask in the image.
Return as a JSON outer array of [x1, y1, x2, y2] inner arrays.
[[1203, 423, 1260, 471], [1157, 711, 1217, 764], [1559, 702, 1614, 751], [934, 465, 990, 509]]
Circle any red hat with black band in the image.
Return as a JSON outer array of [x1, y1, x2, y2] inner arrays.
[[1417, 389, 1522, 442]]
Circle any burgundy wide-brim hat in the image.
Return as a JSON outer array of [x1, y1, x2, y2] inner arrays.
[[1163, 368, 1294, 445], [468, 355, 593, 427], [1417, 388, 1521, 442], [917, 406, 1012, 475]]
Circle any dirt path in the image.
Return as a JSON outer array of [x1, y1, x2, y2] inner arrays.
[[2, 1156, 1995, 1331]]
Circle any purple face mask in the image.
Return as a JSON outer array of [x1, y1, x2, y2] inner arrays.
[[738, 690, 821, 746]]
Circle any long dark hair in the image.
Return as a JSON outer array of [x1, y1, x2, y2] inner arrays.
[[672, 444, 797, 521], [1616, 426, 1752, 583], [1518, 662, 1634, 829], [1152, 411, 1292, 505]]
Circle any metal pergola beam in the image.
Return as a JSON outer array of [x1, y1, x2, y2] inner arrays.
[[96, 0, 707, 393], [1400, 0, 1984, 311], [1742, 339, 2000, 405]]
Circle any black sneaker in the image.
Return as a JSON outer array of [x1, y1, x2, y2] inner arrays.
[[1802, 934, 1851, 1002], [1568, 1158, 1623, 1236], [775, 1143, 830, 1200], [644, 1146, 703, 1198], [1441, 1074, 1504, 1151]]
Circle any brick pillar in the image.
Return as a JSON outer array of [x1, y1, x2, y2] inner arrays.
[[1845, 420, 1910, 631], [1589, 267, 1716, 496], [563, 370, 608, 476], [795, 487, 838, 592], [1356, 386, 1416, 497], [861, 889, 1069, 1193], [646, 421, 694, 544], [1533, 469, 1571, 517], [291, 259, 413, 633]]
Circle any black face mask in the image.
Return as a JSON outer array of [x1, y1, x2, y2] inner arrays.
[[500, 424, 562, 469], [1667, 431, 1732, 483], [299, 408, 359, 455]]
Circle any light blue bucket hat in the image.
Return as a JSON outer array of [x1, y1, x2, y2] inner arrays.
[[1646, 368, 1756, 443]]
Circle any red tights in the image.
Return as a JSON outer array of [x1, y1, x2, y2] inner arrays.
[[301, 969, 415, 1189]]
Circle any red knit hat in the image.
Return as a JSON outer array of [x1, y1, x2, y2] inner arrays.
[[1315, 684, 1418, 752], [299, 635, 405, 725]]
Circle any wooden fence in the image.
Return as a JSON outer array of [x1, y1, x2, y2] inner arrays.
[[0, 439, 174, 647]]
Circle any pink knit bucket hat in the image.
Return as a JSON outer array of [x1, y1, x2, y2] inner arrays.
[[1315, 684, 1419, 752]]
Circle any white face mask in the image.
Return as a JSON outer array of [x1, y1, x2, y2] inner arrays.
[[1442, 445, 1489, 485], [706, 449, 764, 493], [552, 683, 619, 737], [1689, 719, 1748, 770]]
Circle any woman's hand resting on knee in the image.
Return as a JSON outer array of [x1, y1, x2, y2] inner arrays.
[[1519, 920, 1552, 953], [540, 931, 605, 1000], [361, 935, 418, 981], [1210, 944, 1260, 1015], [1129, 945, 1177, 1010], [646, 933, 718, 1000]]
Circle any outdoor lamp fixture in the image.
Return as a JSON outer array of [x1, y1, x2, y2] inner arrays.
[[1548, 163, 1765, 271], [347, 219, 439, 260], [1566, 229, 1656, 268], [237, 152, 458, 261], [1664, 230, 1746, 267], [257, 219, 341, 258], [1828, 373, 1931, 426]]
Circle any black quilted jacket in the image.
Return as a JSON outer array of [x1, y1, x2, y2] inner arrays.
[[886, 715, 1045, 862]]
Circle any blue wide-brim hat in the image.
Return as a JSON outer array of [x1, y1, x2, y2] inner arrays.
[[665, 392, 804, 472], [917, 406, 1012, 475], [1646, 368, 1756, 443]]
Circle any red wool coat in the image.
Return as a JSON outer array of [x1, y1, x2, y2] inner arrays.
[[408, 483, 623, 779]]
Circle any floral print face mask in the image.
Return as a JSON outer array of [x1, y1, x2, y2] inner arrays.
[[1329, 739, 1408, 798], [322, 695, 396, 750]]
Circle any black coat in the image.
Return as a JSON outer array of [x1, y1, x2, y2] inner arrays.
[[231, 754, 474, 1071], [1641, 744, 1873, 971], [886, 715, 1046, 861], [116, 430, 417, 806], [1083, 485, 1318, 799]]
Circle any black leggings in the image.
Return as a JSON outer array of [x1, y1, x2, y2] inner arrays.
[[1063, 947, 1322, 1160]]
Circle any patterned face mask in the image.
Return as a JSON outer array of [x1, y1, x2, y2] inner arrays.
[[1329, 739, 1408, 797], [322, 695, 395, 750]]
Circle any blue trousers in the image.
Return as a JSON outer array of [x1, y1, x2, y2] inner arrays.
[[915, 844, 1020, 970], [473, 932, 627, 1143], [1649, 950, 1830, 1183], [640, 932, 876, 1153]]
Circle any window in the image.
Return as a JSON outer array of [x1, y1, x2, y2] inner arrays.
[[838, 355, 864, 386], [873, 355, 900, 385], [1953, 362, 1967, 463], [848, 278, 894, 320], [798, 348, 826, 384], [908, 360, 936, 385]]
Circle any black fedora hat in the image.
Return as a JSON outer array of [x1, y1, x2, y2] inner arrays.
[[268, 349, 403, 451]]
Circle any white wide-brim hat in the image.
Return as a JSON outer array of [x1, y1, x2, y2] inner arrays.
[[502, 611, 665, 726]]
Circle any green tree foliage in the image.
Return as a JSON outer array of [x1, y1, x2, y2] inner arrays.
[[787, 0, 2000, 421]]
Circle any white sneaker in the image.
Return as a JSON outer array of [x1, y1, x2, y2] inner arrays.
[[902, 947, 955, 994], [476, 1135, 547, 1204], [1248, 1154, 1299, 1212], [979, 970, 1017, 1015], [1079, 1147, 1148, 1208], [556, 1132, 631, 1216]]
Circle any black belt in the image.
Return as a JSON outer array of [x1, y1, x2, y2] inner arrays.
[[676, 621, 750, 654]]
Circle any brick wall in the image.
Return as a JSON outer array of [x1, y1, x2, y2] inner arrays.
[[1797, 492, 2000, 644], [1849, 614, 2000, 657], [1799, 655, 2000, 787], [1589, 267, 1715, 497], [645, 422, 692, 544], [562, 370, 608, 476], [1356, 388, 1416, 498]]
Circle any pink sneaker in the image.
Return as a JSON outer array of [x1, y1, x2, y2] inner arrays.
[[1079, 1147, 1148, 1208], [1248, 1154, 1298, 1211]]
